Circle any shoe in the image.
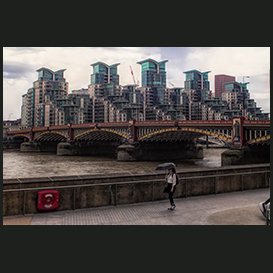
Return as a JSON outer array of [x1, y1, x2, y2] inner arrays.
[[259, 202, 266, 217], [168, 204, 176, 210]]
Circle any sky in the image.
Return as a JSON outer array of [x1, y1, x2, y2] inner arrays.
[[3, 47, 270, 120]]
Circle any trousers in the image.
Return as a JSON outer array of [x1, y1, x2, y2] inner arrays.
[[167, 183, 176, 205]]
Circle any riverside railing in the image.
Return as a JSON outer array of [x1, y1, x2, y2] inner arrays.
[[3, 169, 270, 216]]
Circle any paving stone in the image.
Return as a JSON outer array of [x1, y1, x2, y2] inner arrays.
[[29, 188, 270, 225]]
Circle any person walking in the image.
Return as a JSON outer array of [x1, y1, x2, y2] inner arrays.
[[165, 167, 177, 210]]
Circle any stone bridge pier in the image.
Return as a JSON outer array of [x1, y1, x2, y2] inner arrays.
[[117, 141, 203, 161], [21, 141, 59, 153], [57, 140, 121, 157]]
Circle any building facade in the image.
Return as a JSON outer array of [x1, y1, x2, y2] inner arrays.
[[137, 58, 168, 88], [136, 59, 187, 121], [183, 69, 212, 120], [220, 81, 268, 120], [88, 62, 125, 123], [19, 61, 269, 129], [90, 62, 120, 85], [21, 67, 70, 128], [215, 74, 236, 97], [137, 59, 168, 119]]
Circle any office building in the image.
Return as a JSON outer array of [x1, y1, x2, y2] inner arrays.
[[215, 74, 236, 97]]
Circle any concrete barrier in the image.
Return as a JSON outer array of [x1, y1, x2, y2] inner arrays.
[[3, 163, 270, 216]]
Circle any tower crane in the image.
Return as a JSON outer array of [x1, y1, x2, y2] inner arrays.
[[169, 82, 175, 88], [130, 66, 139, 86]]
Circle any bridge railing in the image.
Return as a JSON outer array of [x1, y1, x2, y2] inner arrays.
[[7, 119, 270, 146]]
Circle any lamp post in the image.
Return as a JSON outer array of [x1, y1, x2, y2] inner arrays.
[[243, 76, 250, 83]]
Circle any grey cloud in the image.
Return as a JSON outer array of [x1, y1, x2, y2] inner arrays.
[[5, 47, 46, 54], [159, 47, 193, 60], [248, 73, 270, 93], [254, 98, 270, 113], [3, 61, 36, 79]]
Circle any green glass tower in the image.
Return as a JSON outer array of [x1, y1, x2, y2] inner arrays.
[[137, 58, 168, 88], [137, 58, 168, 107], [90, 61, 120, 85], [184, 69, 211, 101], [184, 69, 211, 91]]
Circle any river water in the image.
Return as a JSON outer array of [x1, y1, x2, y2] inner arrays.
[[3, 148, 227, 179]]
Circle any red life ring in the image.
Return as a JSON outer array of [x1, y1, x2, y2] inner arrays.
[[37, 190, 59, 211], [42, 193, 55, 208]]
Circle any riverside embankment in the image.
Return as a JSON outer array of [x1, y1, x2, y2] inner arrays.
[[3, 163, 270, 216]]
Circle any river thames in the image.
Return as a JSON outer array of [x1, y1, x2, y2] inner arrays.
[[3, 148, 227, 179]]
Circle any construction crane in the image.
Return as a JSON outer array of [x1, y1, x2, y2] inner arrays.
[[130, 66, 139, 86], [169, 82, 175, 88]]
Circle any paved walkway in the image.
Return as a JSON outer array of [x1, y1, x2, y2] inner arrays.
[[3, 188, 270, 225]]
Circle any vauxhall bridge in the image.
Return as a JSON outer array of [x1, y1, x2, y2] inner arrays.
[[7, 117, 270, 163]]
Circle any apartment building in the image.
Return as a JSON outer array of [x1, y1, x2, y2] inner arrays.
[[183, 69, 212, 120], [21, 67, 69, 128], [20, 62, 269, 128]]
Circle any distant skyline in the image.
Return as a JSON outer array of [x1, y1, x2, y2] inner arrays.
[[3, 47, 270, 120]]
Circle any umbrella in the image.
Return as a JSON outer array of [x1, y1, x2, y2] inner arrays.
[[156, 162, 176, 171]]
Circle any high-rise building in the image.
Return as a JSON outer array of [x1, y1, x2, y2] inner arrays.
[[137, 58, 168, 88], [88, 62, 123, 123], [184, 70, 210, 89], [221, 81, 257, 119], [222, 81, 250, 108], [21, 68, 69, 128], [215, 74, 235, 97], [183, 69, 212, 120], [90, 62, 120, 85], [68, 89, 92, 124], [20, 62, 269, 127], [137, 59, 169, 120]]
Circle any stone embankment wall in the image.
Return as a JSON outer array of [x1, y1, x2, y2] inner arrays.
[[221, 146, 270, 166], [3, 140, 24, 150], [3, 164, 270, 216]]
